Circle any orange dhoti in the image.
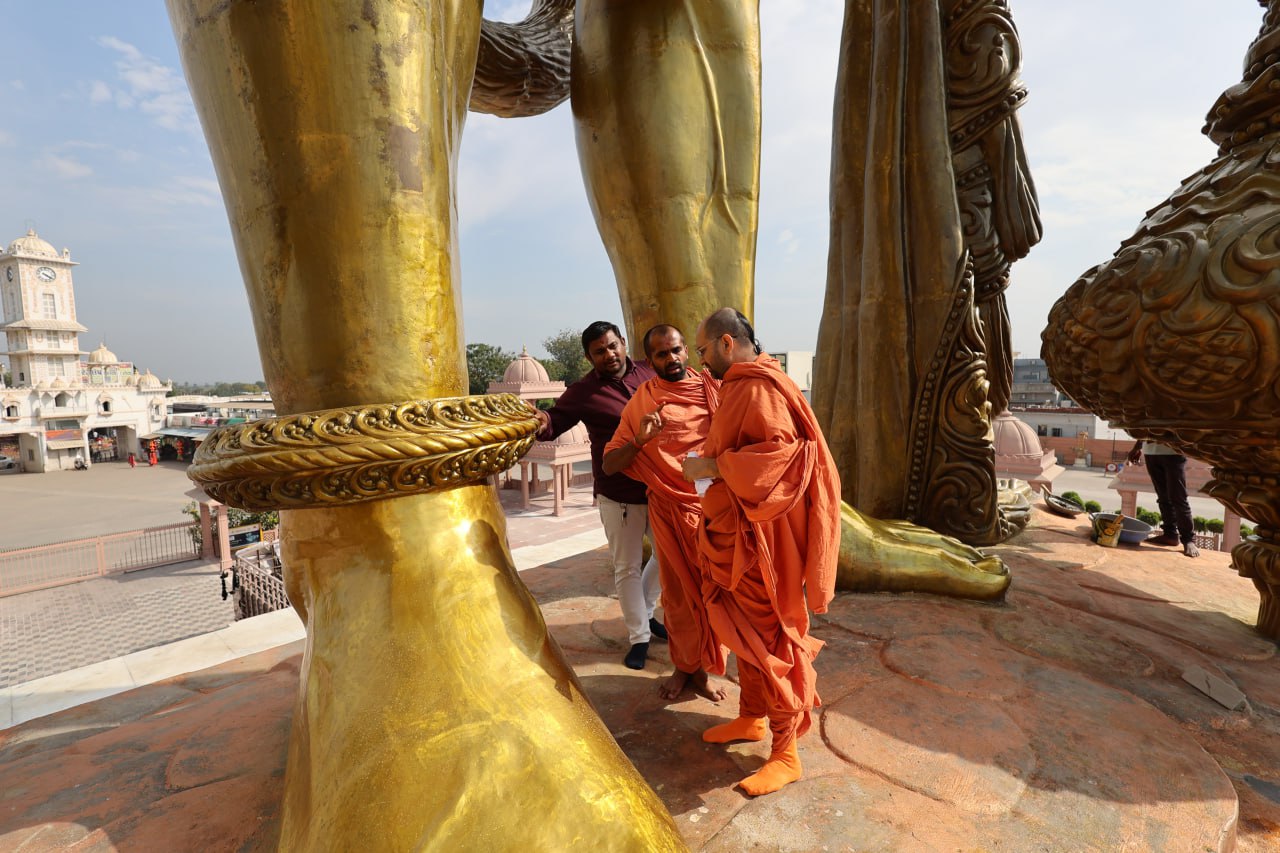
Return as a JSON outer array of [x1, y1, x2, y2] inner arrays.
[[697, 355, 840, 753], [647, 493, 724, 674], [606, 371, 725, 676]]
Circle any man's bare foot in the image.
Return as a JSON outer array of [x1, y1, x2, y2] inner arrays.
[[658, 669, 691, 700], [658, 669, 727, 701], [689, 669, 727, 702], [737, 743, 802, 796], [703, 715, 767, 743]]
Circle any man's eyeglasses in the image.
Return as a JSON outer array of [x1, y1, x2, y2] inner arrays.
[[697, 333, 750, 360]]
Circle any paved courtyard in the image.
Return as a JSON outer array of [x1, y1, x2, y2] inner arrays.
[[0, 560, 231, 689], [0, 461, 196, 550]]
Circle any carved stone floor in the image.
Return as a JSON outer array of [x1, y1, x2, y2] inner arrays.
[[1, 507, 1277, 851]]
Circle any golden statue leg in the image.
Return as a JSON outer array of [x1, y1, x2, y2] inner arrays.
[[835, 502, 1011, 602], [572, 0, 761, 338], [167, 1, 684, 849]]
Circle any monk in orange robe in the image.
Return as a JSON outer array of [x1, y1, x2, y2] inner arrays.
[[603, 324, 727, 701], [683, 308, 841, 796]]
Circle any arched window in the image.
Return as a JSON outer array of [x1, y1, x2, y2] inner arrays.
[[3, 404, 17, 418], [101, 400, 112, 414], [54, 392, 70, 407]]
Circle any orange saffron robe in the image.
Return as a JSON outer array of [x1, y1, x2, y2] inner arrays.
[[605, 369, 726, 675], [697, 354, 840, 743]]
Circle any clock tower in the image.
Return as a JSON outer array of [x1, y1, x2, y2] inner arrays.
[[0, 229, 87, 386]]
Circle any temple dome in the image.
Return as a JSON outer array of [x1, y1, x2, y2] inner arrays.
[[993, 410, 1063, 495], [487, 347, 566, 401], [503, 348, 551, 384], [7, 229, 58, 258], [138, 370, 163, 390], [49, 378, 67, 390], [550, 423, 589, 446], [88, 343, 119, 364], [993, 410, 1044, 459]]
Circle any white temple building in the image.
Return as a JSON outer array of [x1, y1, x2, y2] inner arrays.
[[0, 229, 170, 472]]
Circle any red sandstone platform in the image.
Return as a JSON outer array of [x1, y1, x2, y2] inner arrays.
[[2, 508, 1278, 851]]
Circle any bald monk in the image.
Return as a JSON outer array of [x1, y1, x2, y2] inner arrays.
[[603, 324, 728, 703], [682, 307, 841, 797]]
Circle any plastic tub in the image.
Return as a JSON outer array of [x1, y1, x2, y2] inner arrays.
[[1090, 513, 1153, 545]]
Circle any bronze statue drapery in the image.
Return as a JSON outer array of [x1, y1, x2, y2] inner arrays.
[[813, 0, 1040, 547]]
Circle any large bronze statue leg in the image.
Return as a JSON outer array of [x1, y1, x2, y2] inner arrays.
[[168, 1, 685, 848], [571, 0, 760, 346], [813, 0, 1039, 548]]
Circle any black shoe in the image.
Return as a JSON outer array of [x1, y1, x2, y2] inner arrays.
[[649, 618, 669, 642], [624, 642, 649, 670]]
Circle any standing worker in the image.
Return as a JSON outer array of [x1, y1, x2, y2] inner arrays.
[[1127, 440, 1200, 558]]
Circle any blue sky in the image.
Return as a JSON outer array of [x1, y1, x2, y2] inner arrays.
[[0, 1, 1264, 382]]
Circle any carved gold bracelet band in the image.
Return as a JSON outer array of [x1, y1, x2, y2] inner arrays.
[[187, 394, 540, 512]]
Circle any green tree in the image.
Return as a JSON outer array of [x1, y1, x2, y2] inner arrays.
[[538, 357, 566, 382], [466, 343, 515, 395], [167, 380, 268, 397], [543, 329, 591, 384]]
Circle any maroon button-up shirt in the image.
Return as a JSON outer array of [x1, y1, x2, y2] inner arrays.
[[539, 357, 656, 504]]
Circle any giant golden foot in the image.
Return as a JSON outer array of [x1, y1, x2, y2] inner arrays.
[[836, 502, 1011, 601], [278, 489, 684, 850]]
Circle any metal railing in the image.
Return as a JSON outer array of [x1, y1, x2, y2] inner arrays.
[[1193, 532, 1225, 552], [0, 522, 203, 597], [228, 540, 290, 619]]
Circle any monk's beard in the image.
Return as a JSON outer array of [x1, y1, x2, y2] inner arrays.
[[661, 364, 688, 382]]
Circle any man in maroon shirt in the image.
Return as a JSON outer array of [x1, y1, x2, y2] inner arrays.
[[532, 321, 668, 670]]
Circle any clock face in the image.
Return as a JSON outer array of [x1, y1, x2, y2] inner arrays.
[[36, 267, 56, 282]]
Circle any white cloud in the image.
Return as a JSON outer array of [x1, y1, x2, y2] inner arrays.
[[776, 228, 800, 255], [40, 153, 93, 179], [136, 176, 223, 209], [88, 80, 112, 103], [95, 35, 196, 132]]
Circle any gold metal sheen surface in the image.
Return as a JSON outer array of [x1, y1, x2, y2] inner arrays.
[[188, 394, 539, 511], [836, 502, 1010, 601], [167, 0, 686, 849], [572, 0, 760, 351], [280, 488, 685, 851]]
